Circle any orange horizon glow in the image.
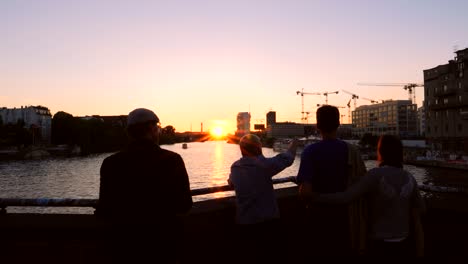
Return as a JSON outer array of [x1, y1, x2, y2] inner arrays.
[[208, 120, 229, 139], [2, 1, 464, 134], [210, 126, 227, 139]]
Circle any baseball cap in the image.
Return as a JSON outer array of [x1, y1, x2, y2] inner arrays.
[[127, 108, 159, 126]]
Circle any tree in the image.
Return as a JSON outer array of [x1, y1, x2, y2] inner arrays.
[[51, 111, 77, 145], [160, 125, 177, 144]]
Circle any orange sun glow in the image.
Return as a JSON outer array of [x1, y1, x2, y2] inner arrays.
[[210, 127, 225, 138]]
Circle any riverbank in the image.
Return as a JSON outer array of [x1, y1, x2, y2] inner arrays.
[[0, 145, 82, 161], [405, 159, 468, 171]]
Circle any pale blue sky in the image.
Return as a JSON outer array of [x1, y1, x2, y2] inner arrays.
[[2, 0, 468, 133]]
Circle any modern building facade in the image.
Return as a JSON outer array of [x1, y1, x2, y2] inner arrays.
[[423, 48, 468, 152], [267, 122, 315, 138], [352, 100, 418, 138], [417, 105, 425, 137], [235, 112, 251, 138], [266, 111, 276, 128], [0, 105, 52, 144]]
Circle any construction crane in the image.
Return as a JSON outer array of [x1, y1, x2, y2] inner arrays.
[[296, 88, 321, 123], [341, 90, 359, 109], [357, 83, 423, 105], [361, 97, 380, 104], [346, 99, 352, 124], [322, 91, 339, 104], [317, 104, 346, 109]]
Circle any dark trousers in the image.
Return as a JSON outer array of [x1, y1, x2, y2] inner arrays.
[[367, 238, 413, 257], [236, 218, 286, 263], [299, 205, 352, 257]]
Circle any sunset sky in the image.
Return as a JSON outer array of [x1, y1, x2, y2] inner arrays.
[[2, 0, 468, 133]]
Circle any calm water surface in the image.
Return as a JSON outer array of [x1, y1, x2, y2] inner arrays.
[[0, 141, 466, 213]]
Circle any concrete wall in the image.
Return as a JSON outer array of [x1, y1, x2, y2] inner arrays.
[[1, 187, 468, 262]]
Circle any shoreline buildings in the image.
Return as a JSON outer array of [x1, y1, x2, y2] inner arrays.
[[424, 48, 468, 153], [352, 100, 418, 139], [0, 106, 52, 144], [265, 111, 315, 138], [235, 112, 251, 138]]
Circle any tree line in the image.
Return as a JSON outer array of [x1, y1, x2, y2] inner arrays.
[[0, 111, 189, 155], [51, 111, 189, 155]]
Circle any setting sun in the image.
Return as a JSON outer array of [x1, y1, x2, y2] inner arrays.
[[210, 127, 225, 138]]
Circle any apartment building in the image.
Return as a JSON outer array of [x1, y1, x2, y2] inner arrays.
[[352, 100, 418, 138], [0, 105, 52, 144], [423, 48, 468, 152]]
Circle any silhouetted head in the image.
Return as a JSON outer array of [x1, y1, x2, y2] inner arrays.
[[316, 105, 340, 134], [126, 108, 160, 142], [377, 134, 403, 168], [239, 134, 262, 157]]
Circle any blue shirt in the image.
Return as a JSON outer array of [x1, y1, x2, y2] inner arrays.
[[297, 139, 348, 193]]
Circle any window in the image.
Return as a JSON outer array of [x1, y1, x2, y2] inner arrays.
[[458, 124, 463, 132], [444, 85, 448, 92], [444, 98, 449, 104], [446, 110, 449, 117], [445, 124, 448, 132], [435, 99, 439, 105], [459, 96, 462, 103], [460, 82, 463, 90]]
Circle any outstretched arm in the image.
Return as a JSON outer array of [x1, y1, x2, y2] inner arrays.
[[269, 138, 299, 176], [313, 172, 376, 204]]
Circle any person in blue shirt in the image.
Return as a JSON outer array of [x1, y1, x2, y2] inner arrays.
[[296, 105, 367, 257], [229, 134, 298, 261], [312, 135, 425, 257]]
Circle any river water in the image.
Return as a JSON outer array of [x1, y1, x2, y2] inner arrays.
[[0, 141, 466, 214]]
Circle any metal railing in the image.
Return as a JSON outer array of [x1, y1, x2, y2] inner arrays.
[[0, 177, 297, 214], [0, 176, 466, 214]]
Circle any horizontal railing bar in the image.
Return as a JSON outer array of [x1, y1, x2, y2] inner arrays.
[[190, 176, 296, 196], [0, 176, 466, 209], [0, 177, 297, 209]]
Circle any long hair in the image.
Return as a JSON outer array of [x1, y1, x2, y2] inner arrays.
[[377, 134, 403, 168]]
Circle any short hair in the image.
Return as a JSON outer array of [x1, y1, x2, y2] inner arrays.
[[239, 134, 262, 157], [316, 105, 340, 133], [127, 120, 157, 140], [377, 134, 403, 168]]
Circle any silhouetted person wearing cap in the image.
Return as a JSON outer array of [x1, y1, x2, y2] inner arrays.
[[97, 108, 193, 263], [228, 134, 298, 262]]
